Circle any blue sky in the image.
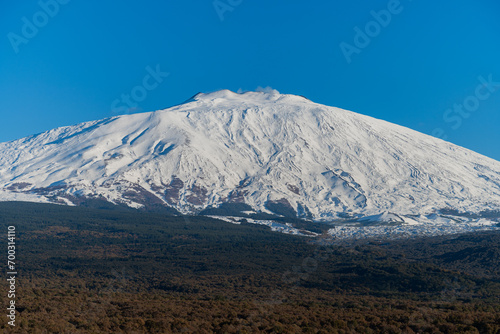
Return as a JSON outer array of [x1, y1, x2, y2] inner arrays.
[[1, 0, 500, 160]]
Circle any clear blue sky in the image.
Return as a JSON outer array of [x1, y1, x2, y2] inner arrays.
[[1, 0, 500, 160]]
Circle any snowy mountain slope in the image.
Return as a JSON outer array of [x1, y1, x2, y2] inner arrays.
[[1, 89, 500, 222]]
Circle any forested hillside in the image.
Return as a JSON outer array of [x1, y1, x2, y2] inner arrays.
[[1, 202, 499, 333]]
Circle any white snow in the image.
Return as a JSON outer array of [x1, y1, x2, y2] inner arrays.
[[206, 215, 318, 237], [328, 214, 499, 241], [1, 89, 500, 239]]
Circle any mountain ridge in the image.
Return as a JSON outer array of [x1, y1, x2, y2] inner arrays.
[[1, 89, 500, 225]]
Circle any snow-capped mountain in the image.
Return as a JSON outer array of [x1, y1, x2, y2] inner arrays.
[[1, 89, 500, 224]]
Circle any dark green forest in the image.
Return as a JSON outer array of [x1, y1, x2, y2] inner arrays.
[[0, 202, 500, 333]]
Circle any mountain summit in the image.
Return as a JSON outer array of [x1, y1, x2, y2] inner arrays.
[[1, 90, 500, 222]]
